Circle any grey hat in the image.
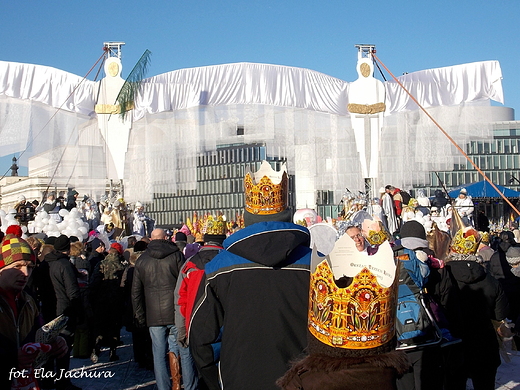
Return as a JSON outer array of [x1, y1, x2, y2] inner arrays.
[[506, 246, 520, 266]]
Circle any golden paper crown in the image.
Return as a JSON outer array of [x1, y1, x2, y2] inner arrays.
[[186, 212, 201, 237], [244, 161, 288, 215], [226, 213, 244, 233], [203, 214, 228, 236], [308, 235, 398, 350], [450, 227, 480, 254], [361, 219, 391, 246], [479, 231, 491, 245]]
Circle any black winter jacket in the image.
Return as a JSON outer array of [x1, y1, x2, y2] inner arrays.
[[431, 259, 509, 370], [45, 251, 82, 331], [131, 239, 185, 327]]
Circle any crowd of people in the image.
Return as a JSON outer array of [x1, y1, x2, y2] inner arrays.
[[1, 172, 519, 390]]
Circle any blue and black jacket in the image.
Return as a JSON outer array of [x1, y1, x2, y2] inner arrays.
[[189, 221, 311, 390]]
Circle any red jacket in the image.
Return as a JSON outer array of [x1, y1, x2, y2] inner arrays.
[[178, 245, 222, 333], [178, 261, 205, 333]]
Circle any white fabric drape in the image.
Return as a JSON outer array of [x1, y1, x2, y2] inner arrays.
[[0, 60, 503, 120], [0, 59, 506, 203]]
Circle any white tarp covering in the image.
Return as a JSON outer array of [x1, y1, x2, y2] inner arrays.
[[0, 60, 503, 118], [0, 59, 505, 202]]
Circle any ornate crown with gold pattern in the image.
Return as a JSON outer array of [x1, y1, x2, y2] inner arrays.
[[309, 233, 398, 350], [361, 219, 391, 246], [203, 214, 228, 236], [450, 227, 480, 254], [244, 161, 288, 215]]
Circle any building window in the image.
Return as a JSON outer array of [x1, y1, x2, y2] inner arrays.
[[504, 139, 511, 154], [237, 125, 244, 136]]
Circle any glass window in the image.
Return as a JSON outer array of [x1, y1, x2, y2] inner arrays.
[[514, 155, 520, 169], [442, 174, 451, 187], [467, 142, 474, 154], [499, 171, 505, 185], [431, 175, 438, 186], [479, 156, 486, 170], [491, 171, 498, 183]]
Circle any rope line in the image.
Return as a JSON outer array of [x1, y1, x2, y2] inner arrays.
[[371, 52, 520, 217]]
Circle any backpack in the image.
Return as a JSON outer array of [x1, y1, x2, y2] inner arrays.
[[395, 248, 442, 350], [399, 190, 411, 206]]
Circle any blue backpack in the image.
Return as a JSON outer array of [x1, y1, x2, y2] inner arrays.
[[395, 248, 442, 349]]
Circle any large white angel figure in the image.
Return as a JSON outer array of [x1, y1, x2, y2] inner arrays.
[[347, 48, 386, 182]]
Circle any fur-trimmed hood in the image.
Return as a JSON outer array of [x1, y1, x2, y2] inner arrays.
[[277, 350, 410, 389]]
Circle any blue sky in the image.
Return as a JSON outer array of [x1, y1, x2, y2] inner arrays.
[[1, 0, 519, 174]]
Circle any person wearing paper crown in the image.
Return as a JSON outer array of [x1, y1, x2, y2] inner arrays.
[[0, 235, 68, 389], [189, 161, 312, 390], [277, 229, 409, 389], [428, 226, 511, 390], [393, 220, 446, 390], [174, 214, 228, 389]]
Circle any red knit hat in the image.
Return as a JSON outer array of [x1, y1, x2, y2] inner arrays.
[[5, 225, 23, 238], [110, 242, 124, 256]]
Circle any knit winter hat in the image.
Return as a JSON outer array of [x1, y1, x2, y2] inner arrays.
[[89, 238, 104, 252], [44, 236, 57, 246], [175, 232, 188, 242], [184, 243, 201, 259], [0, 235, 36, 269], [5, 225, 23, 238], [110, 242, 124, 255], [54, 235, 71, 252], [203, 234, 227, 245], [506, 246, 520, 266], [399, 221, 426, 240], [133, 241, 148, 252]]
